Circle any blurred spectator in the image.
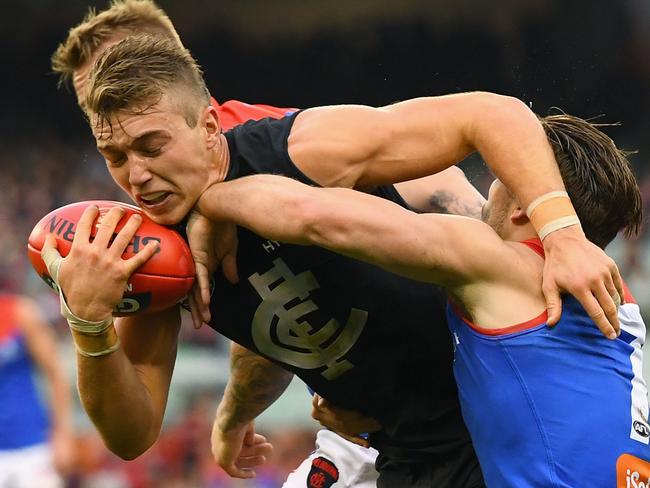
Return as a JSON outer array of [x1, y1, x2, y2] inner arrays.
[[0, 293, 75, 487]]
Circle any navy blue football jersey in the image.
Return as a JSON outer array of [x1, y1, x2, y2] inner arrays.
[[210, 113, 483, 485]]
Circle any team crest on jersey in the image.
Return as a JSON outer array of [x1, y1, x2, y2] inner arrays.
[[249, 258, 368, 380], [617, 454, 650, 487], [307, 456, 339, 488]]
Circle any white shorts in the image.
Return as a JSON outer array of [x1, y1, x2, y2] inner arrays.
[[0, 443, 63, 488], [283, 429, 379, 488]]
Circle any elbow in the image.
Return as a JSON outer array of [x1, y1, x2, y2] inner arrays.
[[107, 432, 157, 461], [466, 92, 539, 141], [83, 400, 159, 461], [469, 91, 524, 107], [113, 446, 143, 462], [468, 91, 532, 121]]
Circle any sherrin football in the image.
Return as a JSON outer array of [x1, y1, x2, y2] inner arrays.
[[27, 200, 195, 316]]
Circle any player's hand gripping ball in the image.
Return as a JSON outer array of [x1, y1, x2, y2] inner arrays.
[[27, 201, 195, 315]]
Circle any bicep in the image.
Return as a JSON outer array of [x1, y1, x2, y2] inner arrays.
[[289, 95, 478, 189]]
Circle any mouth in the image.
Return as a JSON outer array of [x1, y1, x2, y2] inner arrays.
[[137, 191, 172, 209]]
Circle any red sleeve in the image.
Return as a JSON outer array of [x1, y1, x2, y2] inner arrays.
[[623, 281, 637, 305], [211, 97, 297, 131]]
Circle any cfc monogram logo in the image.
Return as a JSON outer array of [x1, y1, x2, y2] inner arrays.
[[309, 472, 326, 488], [249, 259, 367, 380]]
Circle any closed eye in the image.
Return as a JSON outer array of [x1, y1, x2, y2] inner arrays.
[[140, 147, 162, 157], [107, 156, 126, 167]]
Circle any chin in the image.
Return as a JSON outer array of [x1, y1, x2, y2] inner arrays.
[[137, 207, 182, 226]]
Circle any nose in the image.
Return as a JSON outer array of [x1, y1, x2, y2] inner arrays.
[[128, 155, 153, 187]]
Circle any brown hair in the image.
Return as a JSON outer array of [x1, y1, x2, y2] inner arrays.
[[52, 0, 182, 87], [85, 34, 209, 131], [540, 114, 643, 248]]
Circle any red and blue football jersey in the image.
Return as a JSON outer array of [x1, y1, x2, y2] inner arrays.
[[447, 241, 650, 486]]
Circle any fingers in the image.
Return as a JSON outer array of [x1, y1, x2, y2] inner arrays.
[[215, 224, 239, 284], [591, 282, 620, 339], [109, 213, 142, 257], [241, 439, 273, 458], [41, 235, 63, 283], [124, 240, 159, 274], [93, 207, 125, 247], [311, 395, 330, 425], [229, 436, 273, 475], [542, 281, 562, 327], [603, 275, 622, 310], [188, 291, 204, 330], [194, 263, 212, 319], [74, 205, 100, 243], [312, 393, 321, 410], [223, 464, 256, 479], [222, 253, 239, 284], [248, 433, 271, 449], [236, 455, 268, 470], [579, 290, 618, 340], [610, 261, 625, 305]]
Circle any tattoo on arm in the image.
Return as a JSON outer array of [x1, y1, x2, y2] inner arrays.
[[429, 190, 483, 219], [221, 346, 293, 429]]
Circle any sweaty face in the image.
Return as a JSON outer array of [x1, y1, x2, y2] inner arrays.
[[91, 94, 216, 225], [481, 179, 514, 237]]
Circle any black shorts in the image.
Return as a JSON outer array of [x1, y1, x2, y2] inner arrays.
[[376, 444, 485, 488]]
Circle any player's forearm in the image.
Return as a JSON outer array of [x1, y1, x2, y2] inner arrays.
[[198, 178, 316, 246], [75, 338, 163, 459], [200, 175, 451, 283], [217, 343, 293, 432]]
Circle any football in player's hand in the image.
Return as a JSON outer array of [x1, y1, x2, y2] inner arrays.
[[27, 200, 195, 315]]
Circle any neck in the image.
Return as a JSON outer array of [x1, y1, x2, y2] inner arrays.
[[501, 223, 538, 243]]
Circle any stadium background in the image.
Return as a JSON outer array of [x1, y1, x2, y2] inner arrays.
[[1, 0, 649, 486]]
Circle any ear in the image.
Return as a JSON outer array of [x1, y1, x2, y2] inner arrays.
[[202, 105, 221, 149], [510, 206, 529, 226]]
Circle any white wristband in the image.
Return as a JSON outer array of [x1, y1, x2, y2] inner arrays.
[[73, 338, 120, 358], [526, 190, 570, 218], [58, 287, 113, 335], [538, 215, 582, 240]]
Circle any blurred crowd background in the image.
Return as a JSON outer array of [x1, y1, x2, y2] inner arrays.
[[1, 0, 649, 486]]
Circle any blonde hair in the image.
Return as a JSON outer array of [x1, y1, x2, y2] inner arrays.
[[52, 0, 182, 87], [86, 34, 209, 131]]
